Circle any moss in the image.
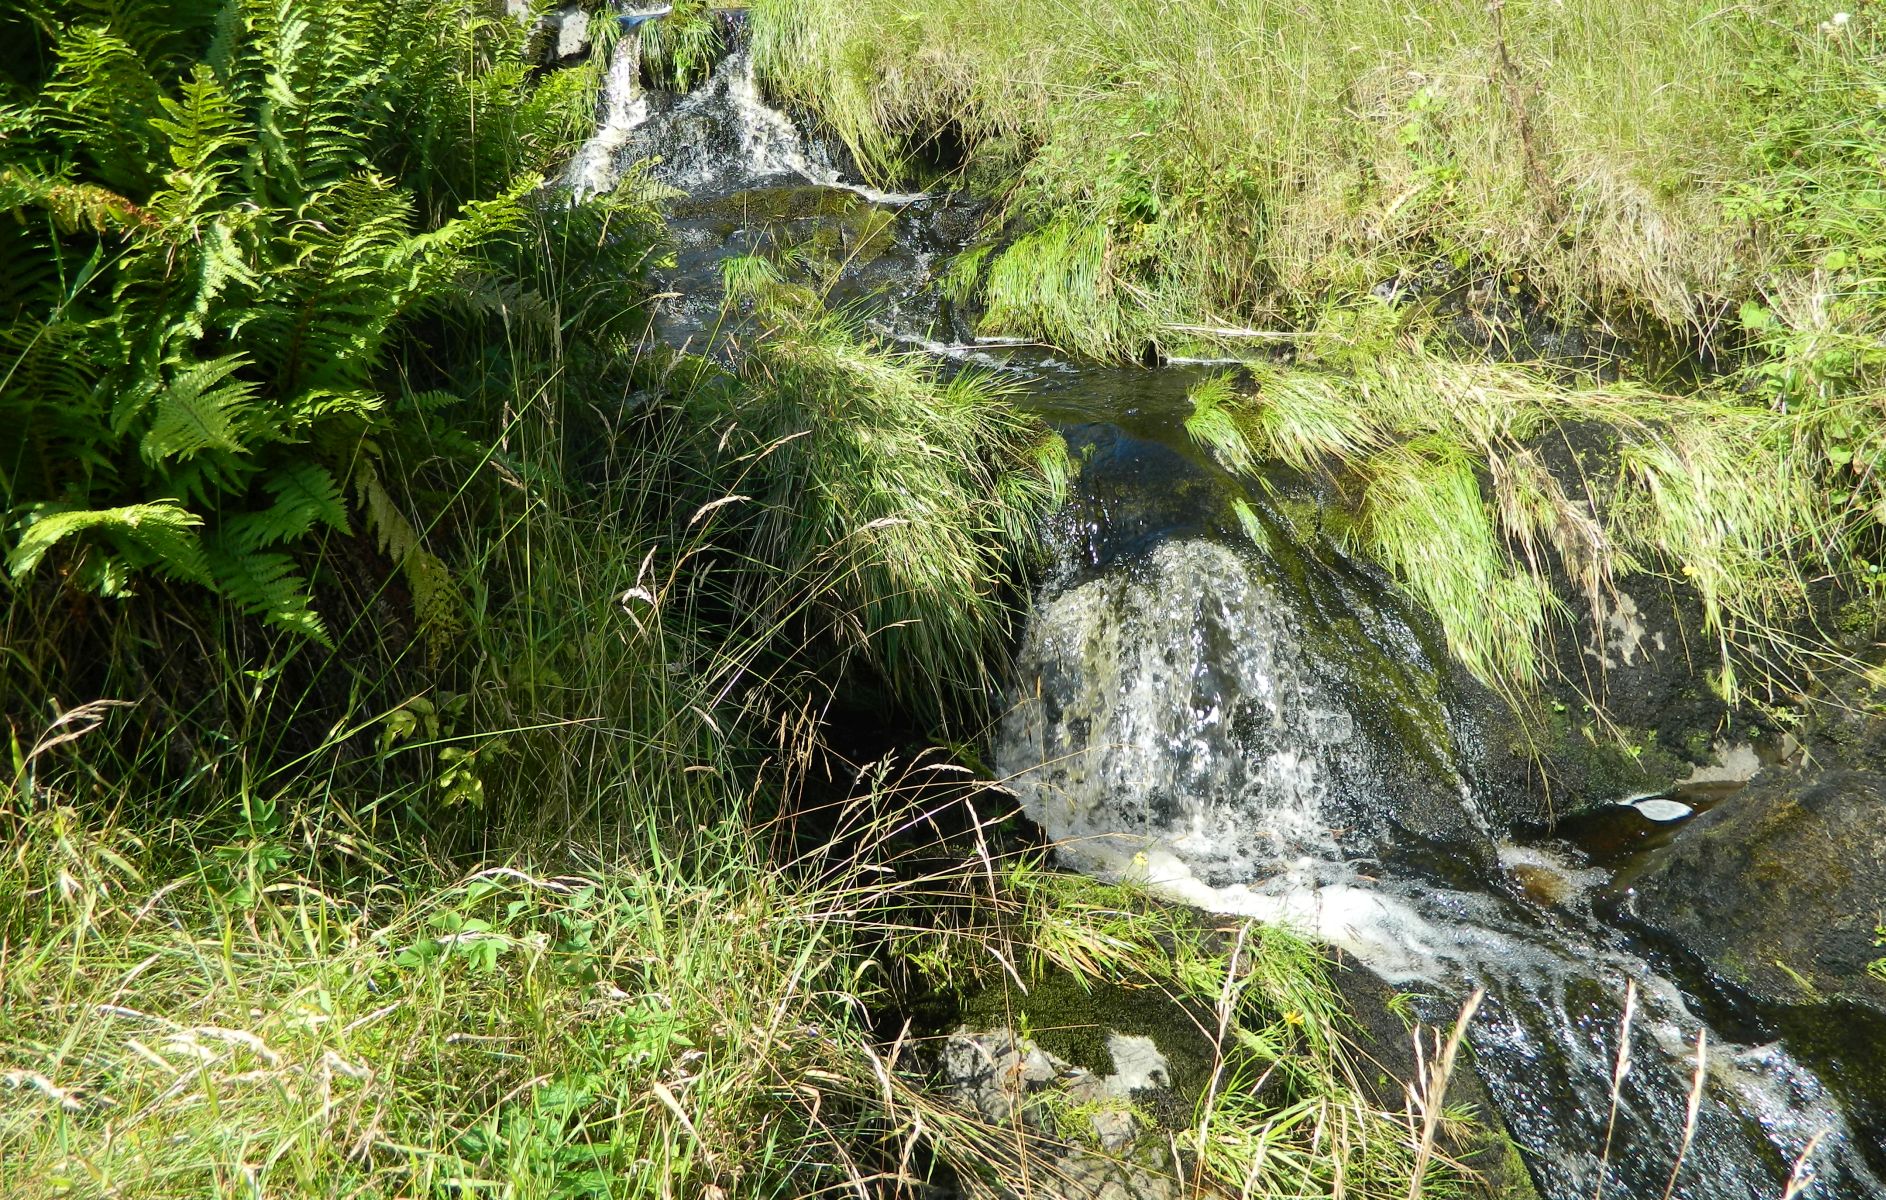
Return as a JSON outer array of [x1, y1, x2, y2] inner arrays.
[[1517, 707, 1687, 812], [1484, 1132, 1543, 1200]]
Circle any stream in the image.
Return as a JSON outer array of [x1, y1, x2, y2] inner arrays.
[[570, 14, 1885, 1197]]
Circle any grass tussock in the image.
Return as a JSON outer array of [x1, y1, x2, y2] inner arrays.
[[679, 255, 1069, 725]]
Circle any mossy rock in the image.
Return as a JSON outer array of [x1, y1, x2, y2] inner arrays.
[[953, 969, 1218, 1108], [1626, 768, 1886, 1162]]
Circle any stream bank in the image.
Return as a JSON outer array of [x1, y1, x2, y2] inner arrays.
[[560, 12, 1886, 1197]]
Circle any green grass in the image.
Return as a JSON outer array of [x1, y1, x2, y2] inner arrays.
[[751, 0, 1844, 359], [745, 0, 1886, 710], [0, 752, 1484, 1200], [676, 256, 1069, 727], [1186, 354, 1850, 704]]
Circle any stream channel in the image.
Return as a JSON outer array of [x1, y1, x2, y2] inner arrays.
[[569, 13, 1885, 1197]]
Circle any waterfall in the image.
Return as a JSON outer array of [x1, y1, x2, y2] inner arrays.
[[568, 16, 927, 202], [554, 16, 1886, 1193], [566, 25, 649, 200]]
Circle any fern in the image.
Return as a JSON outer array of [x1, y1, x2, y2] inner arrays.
[[39, 26, 168, 194], [260, 463, 349, 537], [205, 540, 328, 641], [2, 0, 632, 646], [355, 456, 462, 654], [8, 501, 211, 585], [139, 354, 257, 462]]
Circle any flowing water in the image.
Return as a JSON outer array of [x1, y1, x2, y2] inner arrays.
[[572, 17, 1886, 1196]]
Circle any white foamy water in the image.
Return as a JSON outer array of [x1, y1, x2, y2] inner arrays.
[[567, 31, 650, 200], [574, 27, 930, 204], [1000, 539, 1366, 884]]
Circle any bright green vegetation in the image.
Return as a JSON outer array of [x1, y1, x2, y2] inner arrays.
[[754, 0, 1886, 707], [753, 0, 1838, 354], [692, 256, 1069, 720], [0, 2, 1487, 1198], [1186, 358, 1833, 701], [1, 0, 605, 641], [639, 0, 729, 91]]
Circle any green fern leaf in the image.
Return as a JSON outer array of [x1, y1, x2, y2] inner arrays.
[[266, 462, 349, 530], [0, 166, 155, 234], [149, 64, 241, 175], [8, 501, 210, 585], [220, 463, 349, 550], [140, 353, 257, 462], [40, 26, 167, 194], [355, 456, 462, 653], [175, 215, 262, 340], [205, 542, 329, 643]]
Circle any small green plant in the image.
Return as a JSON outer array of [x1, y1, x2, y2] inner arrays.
[[640, 0, 727, 91]]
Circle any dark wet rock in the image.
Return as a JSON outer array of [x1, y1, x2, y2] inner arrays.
[[1330, 959, 1543, 1200], [1625, 767, 1886, 1156], [1628, 768, 1886, 1009], [1799, 659, 1886, 773], [1469, 421, 1772, 827]]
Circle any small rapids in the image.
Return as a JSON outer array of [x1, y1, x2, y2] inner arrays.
[[998, 538, 1875, 1197], [569, 14, 925, 203], [566, 13, 1885, 1197]]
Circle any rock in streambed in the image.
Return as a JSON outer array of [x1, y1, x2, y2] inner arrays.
[[1623, 767, 1886, 1162]]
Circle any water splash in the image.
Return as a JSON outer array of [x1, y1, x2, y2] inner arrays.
[[574, 19, 929, 203], [567, 28, 650, 200]]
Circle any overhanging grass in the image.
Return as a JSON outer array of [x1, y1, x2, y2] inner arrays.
[[674, 256, 1069, 727], [1186, 355, 1848, 705]]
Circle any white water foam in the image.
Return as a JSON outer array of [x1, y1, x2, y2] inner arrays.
[[608, 38, 931, 202], [567, 31, 651, 200]]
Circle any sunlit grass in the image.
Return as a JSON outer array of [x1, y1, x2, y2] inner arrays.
[[1186, 355, 1847, 706], [752, 0, 1831, 358]]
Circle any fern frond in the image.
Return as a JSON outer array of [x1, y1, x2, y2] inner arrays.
[[8, 500, 210, 584], [39, 25, 167, 194], [219, 462, 349, 551], [176, 214, 264, 340], [0, 166, 157, 234], [150, 64, 241, 174], [204, 541, 329, 642], [356, 455, 462, 651], [139, 354, 258, 462]]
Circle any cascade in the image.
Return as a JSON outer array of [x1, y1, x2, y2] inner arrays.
[[564, 21, 1886, 1196], [567, 25, 649, 200]]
